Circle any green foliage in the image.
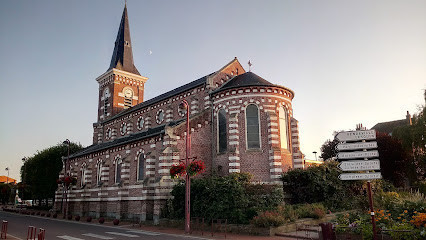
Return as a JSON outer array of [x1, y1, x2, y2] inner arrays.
[[319, 138, 339, 161], [388, 223, 418, 240], [375, 132, 414, 187], [276, 205, 298, 222], [20, 141, 83, 203], [393, 104, 426, 184], [281, 161, 364, 210], [251, 210, 286, 227], [165, 173, 283, 224], [294, 203, 326, 219]]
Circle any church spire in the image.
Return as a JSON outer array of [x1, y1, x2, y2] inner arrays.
[[109, 4, 140, 75]]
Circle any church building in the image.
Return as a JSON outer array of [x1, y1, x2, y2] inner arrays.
[[54, 5, 304, 223]]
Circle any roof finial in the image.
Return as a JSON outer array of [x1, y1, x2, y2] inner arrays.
[[125, 0, 127, 7], [248, 60, 252, 72]]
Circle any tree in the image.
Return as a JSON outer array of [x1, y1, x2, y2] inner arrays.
[[393, 91, 426, 183], [20, 142, 83, 206], [319, 138, 339, 161]]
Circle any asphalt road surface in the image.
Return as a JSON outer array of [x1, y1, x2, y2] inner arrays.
[[0, 211, 210, 240]]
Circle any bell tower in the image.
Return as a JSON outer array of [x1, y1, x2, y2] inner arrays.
[[95, 4, 148, 122]]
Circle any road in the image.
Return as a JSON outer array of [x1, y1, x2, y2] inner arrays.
[[0, 211, 210, 240]]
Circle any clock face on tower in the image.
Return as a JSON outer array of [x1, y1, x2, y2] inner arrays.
[[124, 88, 133, 98]]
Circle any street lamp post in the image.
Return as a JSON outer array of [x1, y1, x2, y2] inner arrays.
[[5, 167, 9, 184], [21, 158, 27, 202], [181, 100, 191, 234], [63, 139, 70, 218]]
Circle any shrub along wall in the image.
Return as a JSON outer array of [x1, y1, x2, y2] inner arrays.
[[163, 173, 284, 224]]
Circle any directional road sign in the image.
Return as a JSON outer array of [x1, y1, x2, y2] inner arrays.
[[336, 141, 378, 151], [337, 150, 379, 159], [338, 160, 380, 171], [335, 130, 376, 142], [339, 172, 382, 181]]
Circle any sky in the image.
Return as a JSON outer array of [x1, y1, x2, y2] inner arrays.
[[1, 0, 425, 181]]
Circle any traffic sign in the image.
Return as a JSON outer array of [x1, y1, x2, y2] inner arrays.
[[339, 172, 382, 180], [337, 150, 379, 159], [338, 160, 380, 171], [335, 130, 376, 142], [336, 141, 378, 151]]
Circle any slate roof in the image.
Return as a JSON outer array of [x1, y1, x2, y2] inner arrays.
[[371, 119, 408, 135], [102, 73, 214, 124], [69, 120, 183, 159], [108, 4, 140, 75], [212, 72, 293, 96]]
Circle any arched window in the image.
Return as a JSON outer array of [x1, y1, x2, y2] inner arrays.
[[279, 106, 290, 149], [218, 109, 227, 153], [115, 159, 122, 184], [103, 88, 110, 116], [123, 88, 134, 109], [81, 164, 87, 187], [137, 153, 145, 181], [96, 161, 102, 185], [246, 104, 260, 149]]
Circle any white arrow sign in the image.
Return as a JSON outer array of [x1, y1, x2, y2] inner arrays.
[[337, 150, 379, 159], [339, 172, 382, 181], [335, 130, 376, 142], [336, 141, 378, 151], [338, 160, 381, 171]]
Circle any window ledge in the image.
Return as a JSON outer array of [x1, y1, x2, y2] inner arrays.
[[246, 148, 263, 153]]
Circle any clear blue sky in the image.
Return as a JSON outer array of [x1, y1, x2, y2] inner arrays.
[[1, 0, 425, 180]]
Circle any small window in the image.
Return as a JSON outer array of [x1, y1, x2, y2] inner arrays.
[[81, 166, 86, 187], [156, 109, 164, 124], [106, 128, 112, 139], [137, 154, 145, 181], [246, 104, 260, 149], [137, 117, 144, 130], [115, 159, 122, 184], [120, 122, 127, 135], [96, 162, 102, 185], [218, 109, 227, 153]]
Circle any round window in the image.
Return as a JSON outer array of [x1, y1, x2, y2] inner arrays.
[[137, 117, 144, 130], [156, 109, 164, 124], [120, 123, 127, 135]]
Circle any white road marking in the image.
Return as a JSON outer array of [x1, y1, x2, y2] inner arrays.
[[127, 230, 161, 236], [105, 232, 139, 237], [82, 233, 114, 239], [57, 236, 85, 240]]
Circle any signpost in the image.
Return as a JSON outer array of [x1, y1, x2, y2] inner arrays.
[[337, 150, 379, 159], [336, 141, 377, 151], [335, 130, 376, 141], [338, 160, 380, 171], [335, 128, 380, 240], [339, 172, 382, 180]]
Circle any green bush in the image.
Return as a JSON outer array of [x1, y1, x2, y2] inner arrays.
[[251, 210, 286, 227], [294, 203, 326, 219], [388, 223, 418, 240], [281, 161, 393, 211], [164, 173, 284, 224], [276, 205, 298, 222]]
